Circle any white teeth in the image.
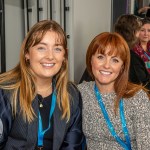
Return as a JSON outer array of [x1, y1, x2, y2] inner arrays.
[[100, 71, 111, 75], [43, 63, 54, 67]]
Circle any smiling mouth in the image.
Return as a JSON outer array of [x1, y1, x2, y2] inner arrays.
[[100, 71, 111, 75], [42, 63, 55, 67]]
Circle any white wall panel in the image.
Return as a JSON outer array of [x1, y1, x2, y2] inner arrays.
[[5, 0, 24, 71], [68, 0, 111, 83]]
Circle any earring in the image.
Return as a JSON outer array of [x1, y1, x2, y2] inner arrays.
[[25, 58, 30, 64]]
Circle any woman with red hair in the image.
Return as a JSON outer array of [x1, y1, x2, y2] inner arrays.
[[78, 32, 150, 150]]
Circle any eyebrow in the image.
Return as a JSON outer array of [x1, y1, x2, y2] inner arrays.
[[39, 42, 47, 46], [103, 53, 121, 58], [111, 56, 120, 59], [55, 43, 63, 46], [38, 42, 63, 46]]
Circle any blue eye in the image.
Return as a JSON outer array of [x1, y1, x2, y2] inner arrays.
[[54, 47, 63, 52], [37, 47, 46, 51], [97, 55, 104, 59], [112, 58, 119, 63]]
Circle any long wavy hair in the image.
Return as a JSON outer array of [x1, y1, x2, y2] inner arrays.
[[0, 20, 70, 122], [86, 32, 149, 113]]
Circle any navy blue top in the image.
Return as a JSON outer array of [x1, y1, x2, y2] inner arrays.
[[38, 94, 53, 150]]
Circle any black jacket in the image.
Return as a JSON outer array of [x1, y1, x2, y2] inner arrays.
[[129, 50, 150, 89], [0, 83, 85, 150]]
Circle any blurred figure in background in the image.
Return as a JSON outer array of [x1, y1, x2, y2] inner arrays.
[[132, 17, 150, 73], [134, 0, 150, 17], [114, 14, 150, 89]]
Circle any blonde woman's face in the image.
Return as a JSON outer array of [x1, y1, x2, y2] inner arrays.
[[25, 31, 65, 82]]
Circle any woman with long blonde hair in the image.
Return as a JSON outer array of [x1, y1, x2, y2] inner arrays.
[[0, 20, 84, 150]]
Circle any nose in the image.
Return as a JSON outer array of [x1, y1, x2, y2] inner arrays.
[[103, 58, 110, 68], [143, 29, 149, 36], [144, 30, 147, 35], [46, 49, 54, 60]]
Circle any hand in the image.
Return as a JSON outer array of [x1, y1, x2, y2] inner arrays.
[[138, 6, 150, 14]]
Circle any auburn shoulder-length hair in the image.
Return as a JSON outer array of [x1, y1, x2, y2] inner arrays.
[[0, 20, 70, 122], [86, 32, 149, 113]]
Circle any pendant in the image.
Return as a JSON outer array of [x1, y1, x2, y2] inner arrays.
[[39, 103, 43, 108]]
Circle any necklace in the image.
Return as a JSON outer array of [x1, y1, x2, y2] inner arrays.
[[37, 83, 52, 108], [38, 91, 56, 147], [38, 96, 44, 108]]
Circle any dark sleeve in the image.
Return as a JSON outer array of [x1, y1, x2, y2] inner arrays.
[[129, 50, 150, 90], [134, 0, 145, 17], [0, 89, 12, 149], [60, 84, 86, 150], [79, 68, 93, 84], [134, 0, 139, 16]]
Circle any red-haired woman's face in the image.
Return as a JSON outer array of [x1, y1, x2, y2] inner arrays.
[[91, 47, 123, 92]]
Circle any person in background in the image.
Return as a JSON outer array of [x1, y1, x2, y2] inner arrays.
[[132, 17, 150, 73], [114, 14, 150, 89], [134, 0, 150, 18], [78, 32, 150, 150], [0, 20, 84, 150]]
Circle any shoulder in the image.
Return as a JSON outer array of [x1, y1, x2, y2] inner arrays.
[[130, 50, 146, 67], [0, 89, 12, 144], [68, 82, 80, 98], [130, 50, 142, 62], [132, 43, 140, 51], [0, 89, 12, 119], [125, 89, 150, 110], [133, 89, 149, 103], [78, 81, 95, 92], [77, 81, 95, 105], [0, 89, 11, 109], [67, 82, 82, 109]]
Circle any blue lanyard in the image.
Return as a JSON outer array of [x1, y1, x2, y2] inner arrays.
[[38, 91, 56, 147], [144, 51, 150, 60], [94, 84, 132, 150]]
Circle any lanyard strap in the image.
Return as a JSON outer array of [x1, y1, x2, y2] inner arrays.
[[94, 84, 131, 150], [38, 91, 56, 146], [144, 51, 150, 60], [120, 99, 131, 149]]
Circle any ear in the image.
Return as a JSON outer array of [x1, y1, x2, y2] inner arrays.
[[25, 53, 30, 60]]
